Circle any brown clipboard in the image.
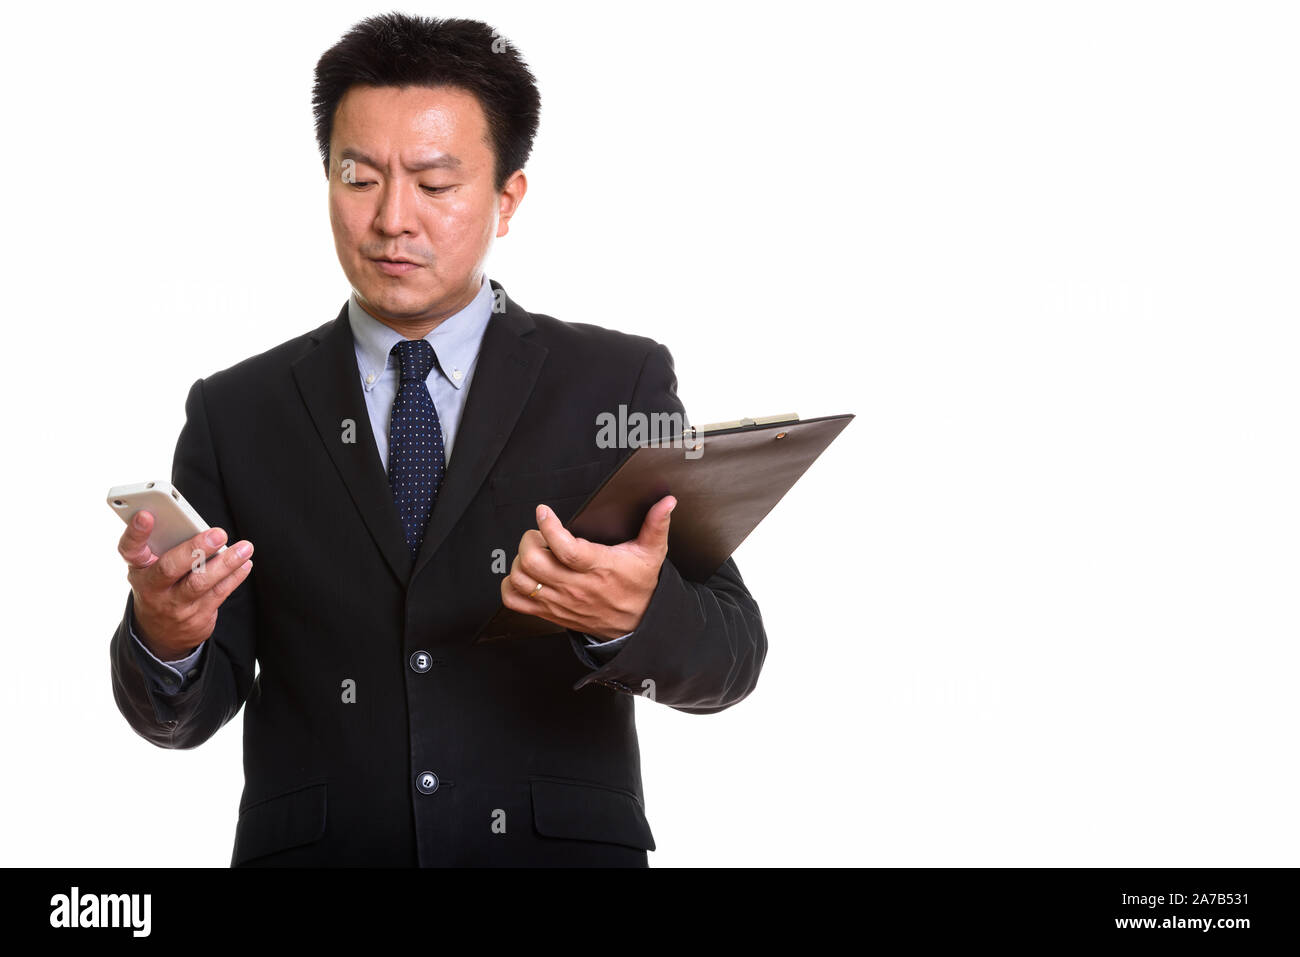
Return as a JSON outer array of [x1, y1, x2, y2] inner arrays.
[[473, 412, 854, 641]]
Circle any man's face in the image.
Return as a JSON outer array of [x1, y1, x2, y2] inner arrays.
[[328, 84, 525, 332]]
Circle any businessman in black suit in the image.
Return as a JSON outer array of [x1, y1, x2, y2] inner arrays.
[[109, 14, 766, 866]]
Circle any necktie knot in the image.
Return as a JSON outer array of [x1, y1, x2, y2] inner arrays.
[[392, 338, 437, 383]]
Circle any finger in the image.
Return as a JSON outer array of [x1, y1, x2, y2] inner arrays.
[[500, 574, 582, 630], [152, 527, 230, 586], [508, 546, 571, 602], [501, 571, 543, 612], [180, 537, 255, 601], [507, 551, 542, 604], [517, 530, 577, 585], [194, 555, 254, 616], [534, 504, 597, 572], [519, 528, 548, 553], [634, 495, 676, 552], [118, 510, 159, 569]]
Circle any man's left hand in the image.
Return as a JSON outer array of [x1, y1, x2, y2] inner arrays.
[[501, 495, 676, 640]]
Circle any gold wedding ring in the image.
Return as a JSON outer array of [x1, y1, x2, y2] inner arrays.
[[529, 581, 544, 598]]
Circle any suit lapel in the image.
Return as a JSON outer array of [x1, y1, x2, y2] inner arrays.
[[292, 303, 413, 586], [290, 282, 547, 591], [410, 281, 546, 584]]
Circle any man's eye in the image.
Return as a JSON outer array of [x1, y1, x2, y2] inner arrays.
[[344, 181, 450, 192]]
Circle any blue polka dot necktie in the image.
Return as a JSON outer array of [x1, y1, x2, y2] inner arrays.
[[388, 339, 446, 561]]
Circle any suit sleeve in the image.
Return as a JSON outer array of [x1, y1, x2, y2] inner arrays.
[[570, 343, 769, 714], [109, 377, 258, 748]]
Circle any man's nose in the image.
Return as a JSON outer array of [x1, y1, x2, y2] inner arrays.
[[374, 181, 418, 235]]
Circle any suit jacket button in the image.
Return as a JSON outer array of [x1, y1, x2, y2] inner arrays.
[[410, 651, 432, 673], [415, 771, 440, 794]]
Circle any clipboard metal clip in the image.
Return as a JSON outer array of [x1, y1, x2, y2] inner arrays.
[[694, 413, 800, 435]]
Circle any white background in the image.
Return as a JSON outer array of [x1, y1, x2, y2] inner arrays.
[[1, 0, 1297, 867]]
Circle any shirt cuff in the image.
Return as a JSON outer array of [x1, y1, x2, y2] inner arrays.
[[584, 631, 633, 647], [568, 630, 633, 670], [128, 615, 205, 694]]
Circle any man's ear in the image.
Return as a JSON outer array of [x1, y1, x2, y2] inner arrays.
[[497, 170, 528, 237]]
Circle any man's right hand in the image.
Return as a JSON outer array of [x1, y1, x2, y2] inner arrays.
[[118, 509, 255, 662]]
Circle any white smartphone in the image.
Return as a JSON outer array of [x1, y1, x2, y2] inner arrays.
[[107, 480, 227, 557]]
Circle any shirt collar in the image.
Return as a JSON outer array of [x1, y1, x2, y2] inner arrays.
[[348, 274, 494, 392]]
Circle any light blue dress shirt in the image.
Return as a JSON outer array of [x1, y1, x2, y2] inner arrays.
[[129, 275, 631, 693]]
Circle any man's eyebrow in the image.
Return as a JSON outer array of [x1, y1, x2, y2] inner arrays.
[[338, 148, 463, 172]]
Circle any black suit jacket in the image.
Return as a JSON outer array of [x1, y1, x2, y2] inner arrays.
[[109, 280, 767, 866]]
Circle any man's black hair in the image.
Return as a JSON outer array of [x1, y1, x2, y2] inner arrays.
[[312, 13, 541, 192]]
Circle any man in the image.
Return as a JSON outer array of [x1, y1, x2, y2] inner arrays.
[[110, 14, 766, 867]]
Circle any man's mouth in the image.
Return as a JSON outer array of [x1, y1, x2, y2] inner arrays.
[[371, 256, 421, 276]]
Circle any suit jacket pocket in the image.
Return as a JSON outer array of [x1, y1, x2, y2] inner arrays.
[[529, 777, 656, 851], [489, 461, 607, 507], [231, 782, 327, 865]]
